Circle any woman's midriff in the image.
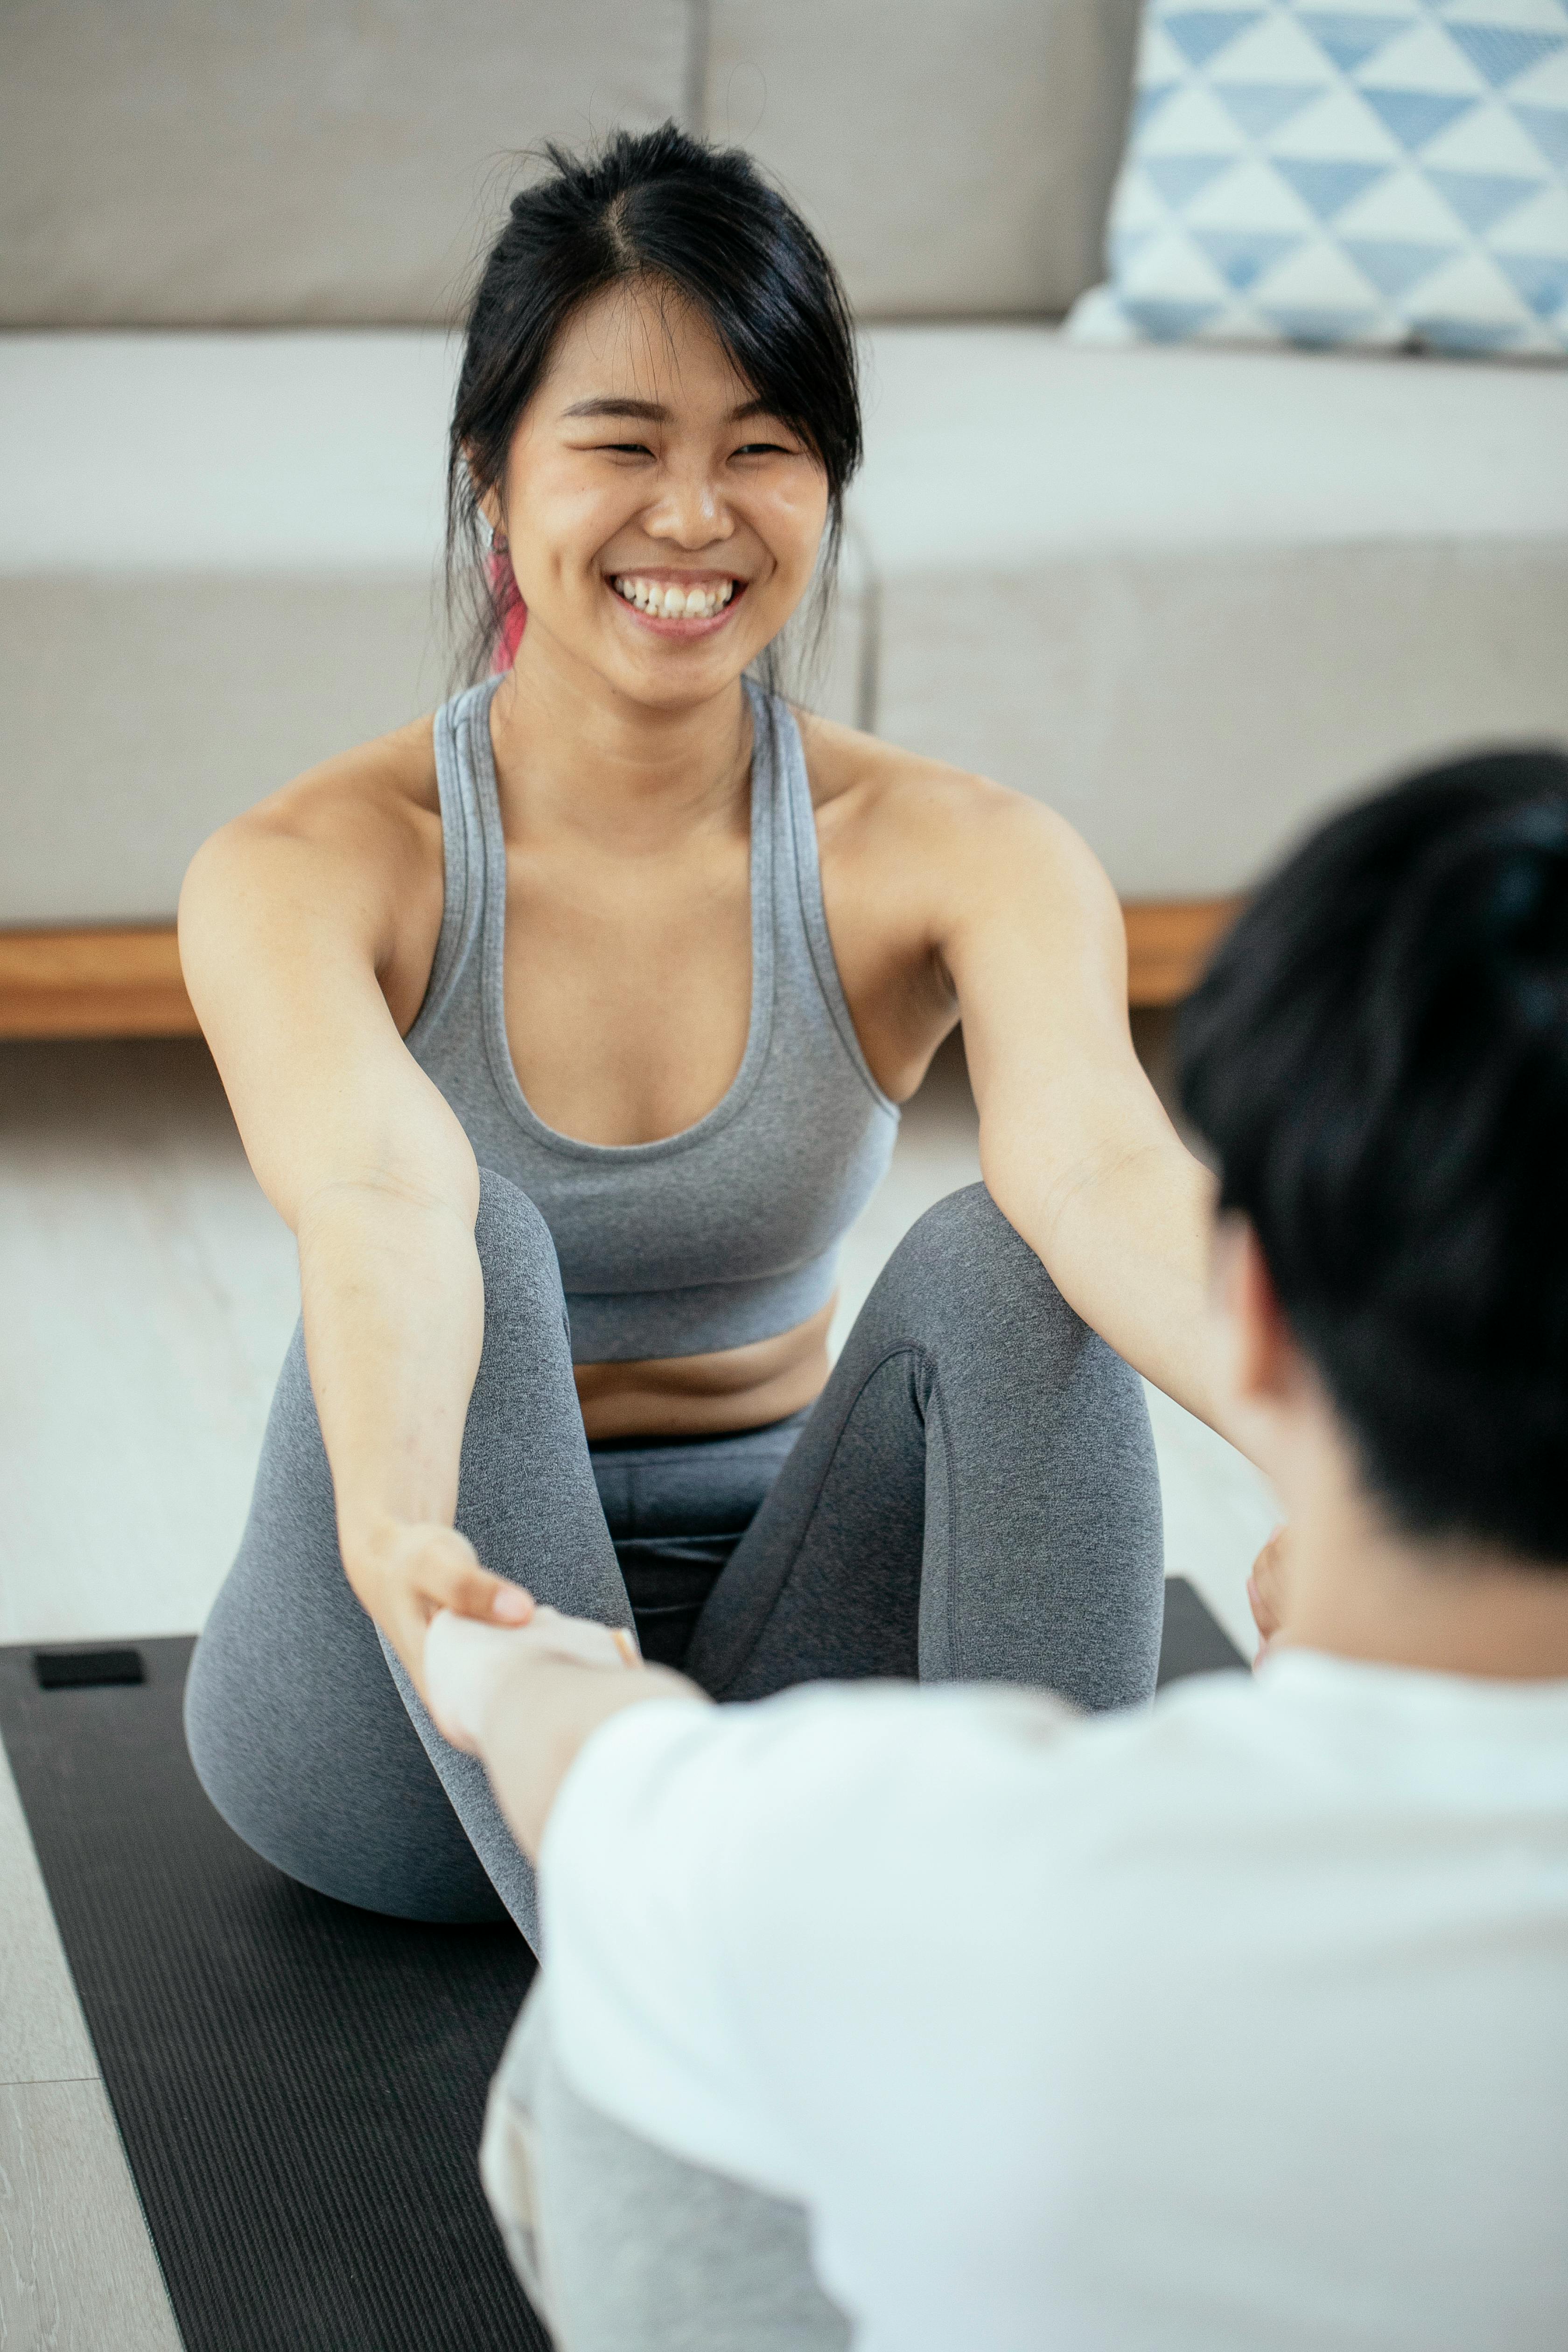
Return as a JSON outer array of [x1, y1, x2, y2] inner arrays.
[[573, 1295, 834, 1442]]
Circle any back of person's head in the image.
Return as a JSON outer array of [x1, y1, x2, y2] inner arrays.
[[1179, 748, 1568, 1567], [448, 122, 861, 681]]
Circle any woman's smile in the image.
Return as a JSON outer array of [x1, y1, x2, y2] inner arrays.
[[607, 567, 748, 637]]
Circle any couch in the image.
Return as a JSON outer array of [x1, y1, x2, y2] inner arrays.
[[2, 0, 1564, 1033]]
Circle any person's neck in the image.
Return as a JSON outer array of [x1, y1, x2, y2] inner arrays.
[[1279, 1473, 1568, 1682], [488, 622, 752, 849]]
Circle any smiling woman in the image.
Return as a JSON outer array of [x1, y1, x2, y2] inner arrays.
[[179, 126, 1226, 1949], [446, 126, 860, 690]]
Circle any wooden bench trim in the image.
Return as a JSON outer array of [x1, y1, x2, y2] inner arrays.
[[0, 901, 1244, 1040], [1123, 896, 1242, 1007], [0, 926, 201, 1039]]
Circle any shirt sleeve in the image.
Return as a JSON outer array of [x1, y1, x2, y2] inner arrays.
[[538, 1677, 1078, 2200]]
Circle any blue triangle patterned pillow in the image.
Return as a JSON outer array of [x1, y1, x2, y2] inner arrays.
[[1069, 0, 1568, 355]]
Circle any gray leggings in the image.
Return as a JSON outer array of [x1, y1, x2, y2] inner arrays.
[[483, 1982, 853, 2352], [185, 1176, 1161, 1950]]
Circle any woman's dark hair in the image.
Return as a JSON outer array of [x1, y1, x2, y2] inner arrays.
[[447, 123, 862, 686], [1178, 747, 1568, 1567]]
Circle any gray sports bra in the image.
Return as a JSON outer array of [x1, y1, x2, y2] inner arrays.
[[406, 675, 901, 1363]]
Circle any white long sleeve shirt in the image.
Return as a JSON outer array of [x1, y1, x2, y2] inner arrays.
[[540, 1652, 1568, 2352]]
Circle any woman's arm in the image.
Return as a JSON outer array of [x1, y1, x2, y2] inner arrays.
[[933, 789, 1232, 1442], [180, 772, 530, 1691]]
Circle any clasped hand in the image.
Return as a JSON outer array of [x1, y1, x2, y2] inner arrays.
[[423, 1592, 641, 1753]]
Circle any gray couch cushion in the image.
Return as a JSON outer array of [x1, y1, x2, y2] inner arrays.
[[2, 0, 1141, 331], [2, 573, 448, 927], [0, 0, 689, 328], [851, 328, 1568, 894], [704, 0, 1140, 317]]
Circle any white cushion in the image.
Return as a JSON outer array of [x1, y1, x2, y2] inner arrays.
[[4, 325, 1565, 922], [0, 0, 689, 328], [704, 0, 1140, 316], [1070, 0, 1568, 357], [0, 333, 456, 572], [851, 325, 1568, 892]]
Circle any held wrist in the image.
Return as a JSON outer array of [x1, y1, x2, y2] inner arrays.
[[424, 1612, 626, 1756], [336, 1512, 470, 1614], [338, 1505, 448, 1559], [336, 1509, 409, 1589]]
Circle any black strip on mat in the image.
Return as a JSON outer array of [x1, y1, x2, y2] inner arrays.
[[0, 1636, 546, 2352], [33, 1643, 145, 1688]]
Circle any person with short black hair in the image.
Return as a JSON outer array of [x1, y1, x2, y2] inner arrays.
[[1185, 745, 1568, 1577], [427, 746, 1568, 2352]]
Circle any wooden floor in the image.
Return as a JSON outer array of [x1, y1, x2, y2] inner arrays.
[[0, 1029, 1276, 2343]]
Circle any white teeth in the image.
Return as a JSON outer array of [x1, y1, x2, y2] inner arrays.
[[613, 576, 735, 621]]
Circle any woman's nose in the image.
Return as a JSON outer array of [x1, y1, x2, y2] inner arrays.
[[645, 467, 734, 548]]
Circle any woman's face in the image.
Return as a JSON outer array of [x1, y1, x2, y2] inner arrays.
[[487, 278, 831, 708]]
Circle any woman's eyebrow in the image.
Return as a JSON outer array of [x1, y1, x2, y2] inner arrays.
[[561, 396, 666, 420], [560, 395, 782, 422]]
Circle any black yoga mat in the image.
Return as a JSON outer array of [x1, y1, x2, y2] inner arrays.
[[0, 1581, 1243, 2352], [0, 1635, 546, 2352], [1158, 1572, 1249, 1681]]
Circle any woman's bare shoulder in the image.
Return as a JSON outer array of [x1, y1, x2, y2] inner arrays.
[[181, 714, 447, 1030]]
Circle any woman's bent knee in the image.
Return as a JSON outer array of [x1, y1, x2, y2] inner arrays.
[[183, 1321, 505, 1923], [476, 1168, 565, 1296], [185, 1589, 506, 1924], [182, 1169, 569, 1926], [868, 1182, 1086, 1357]]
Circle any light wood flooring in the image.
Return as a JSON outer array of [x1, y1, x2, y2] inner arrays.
[[0, 1028, 1275, 2346], [0, 1743, 182, 2350]]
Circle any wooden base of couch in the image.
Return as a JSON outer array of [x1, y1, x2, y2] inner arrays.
[[0, 902, 1242, 1040], [0, 927, 201, 1040], [1122, 897, 1242, 1007]]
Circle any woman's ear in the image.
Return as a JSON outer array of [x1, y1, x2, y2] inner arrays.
[[461, 442, 502, 537]]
